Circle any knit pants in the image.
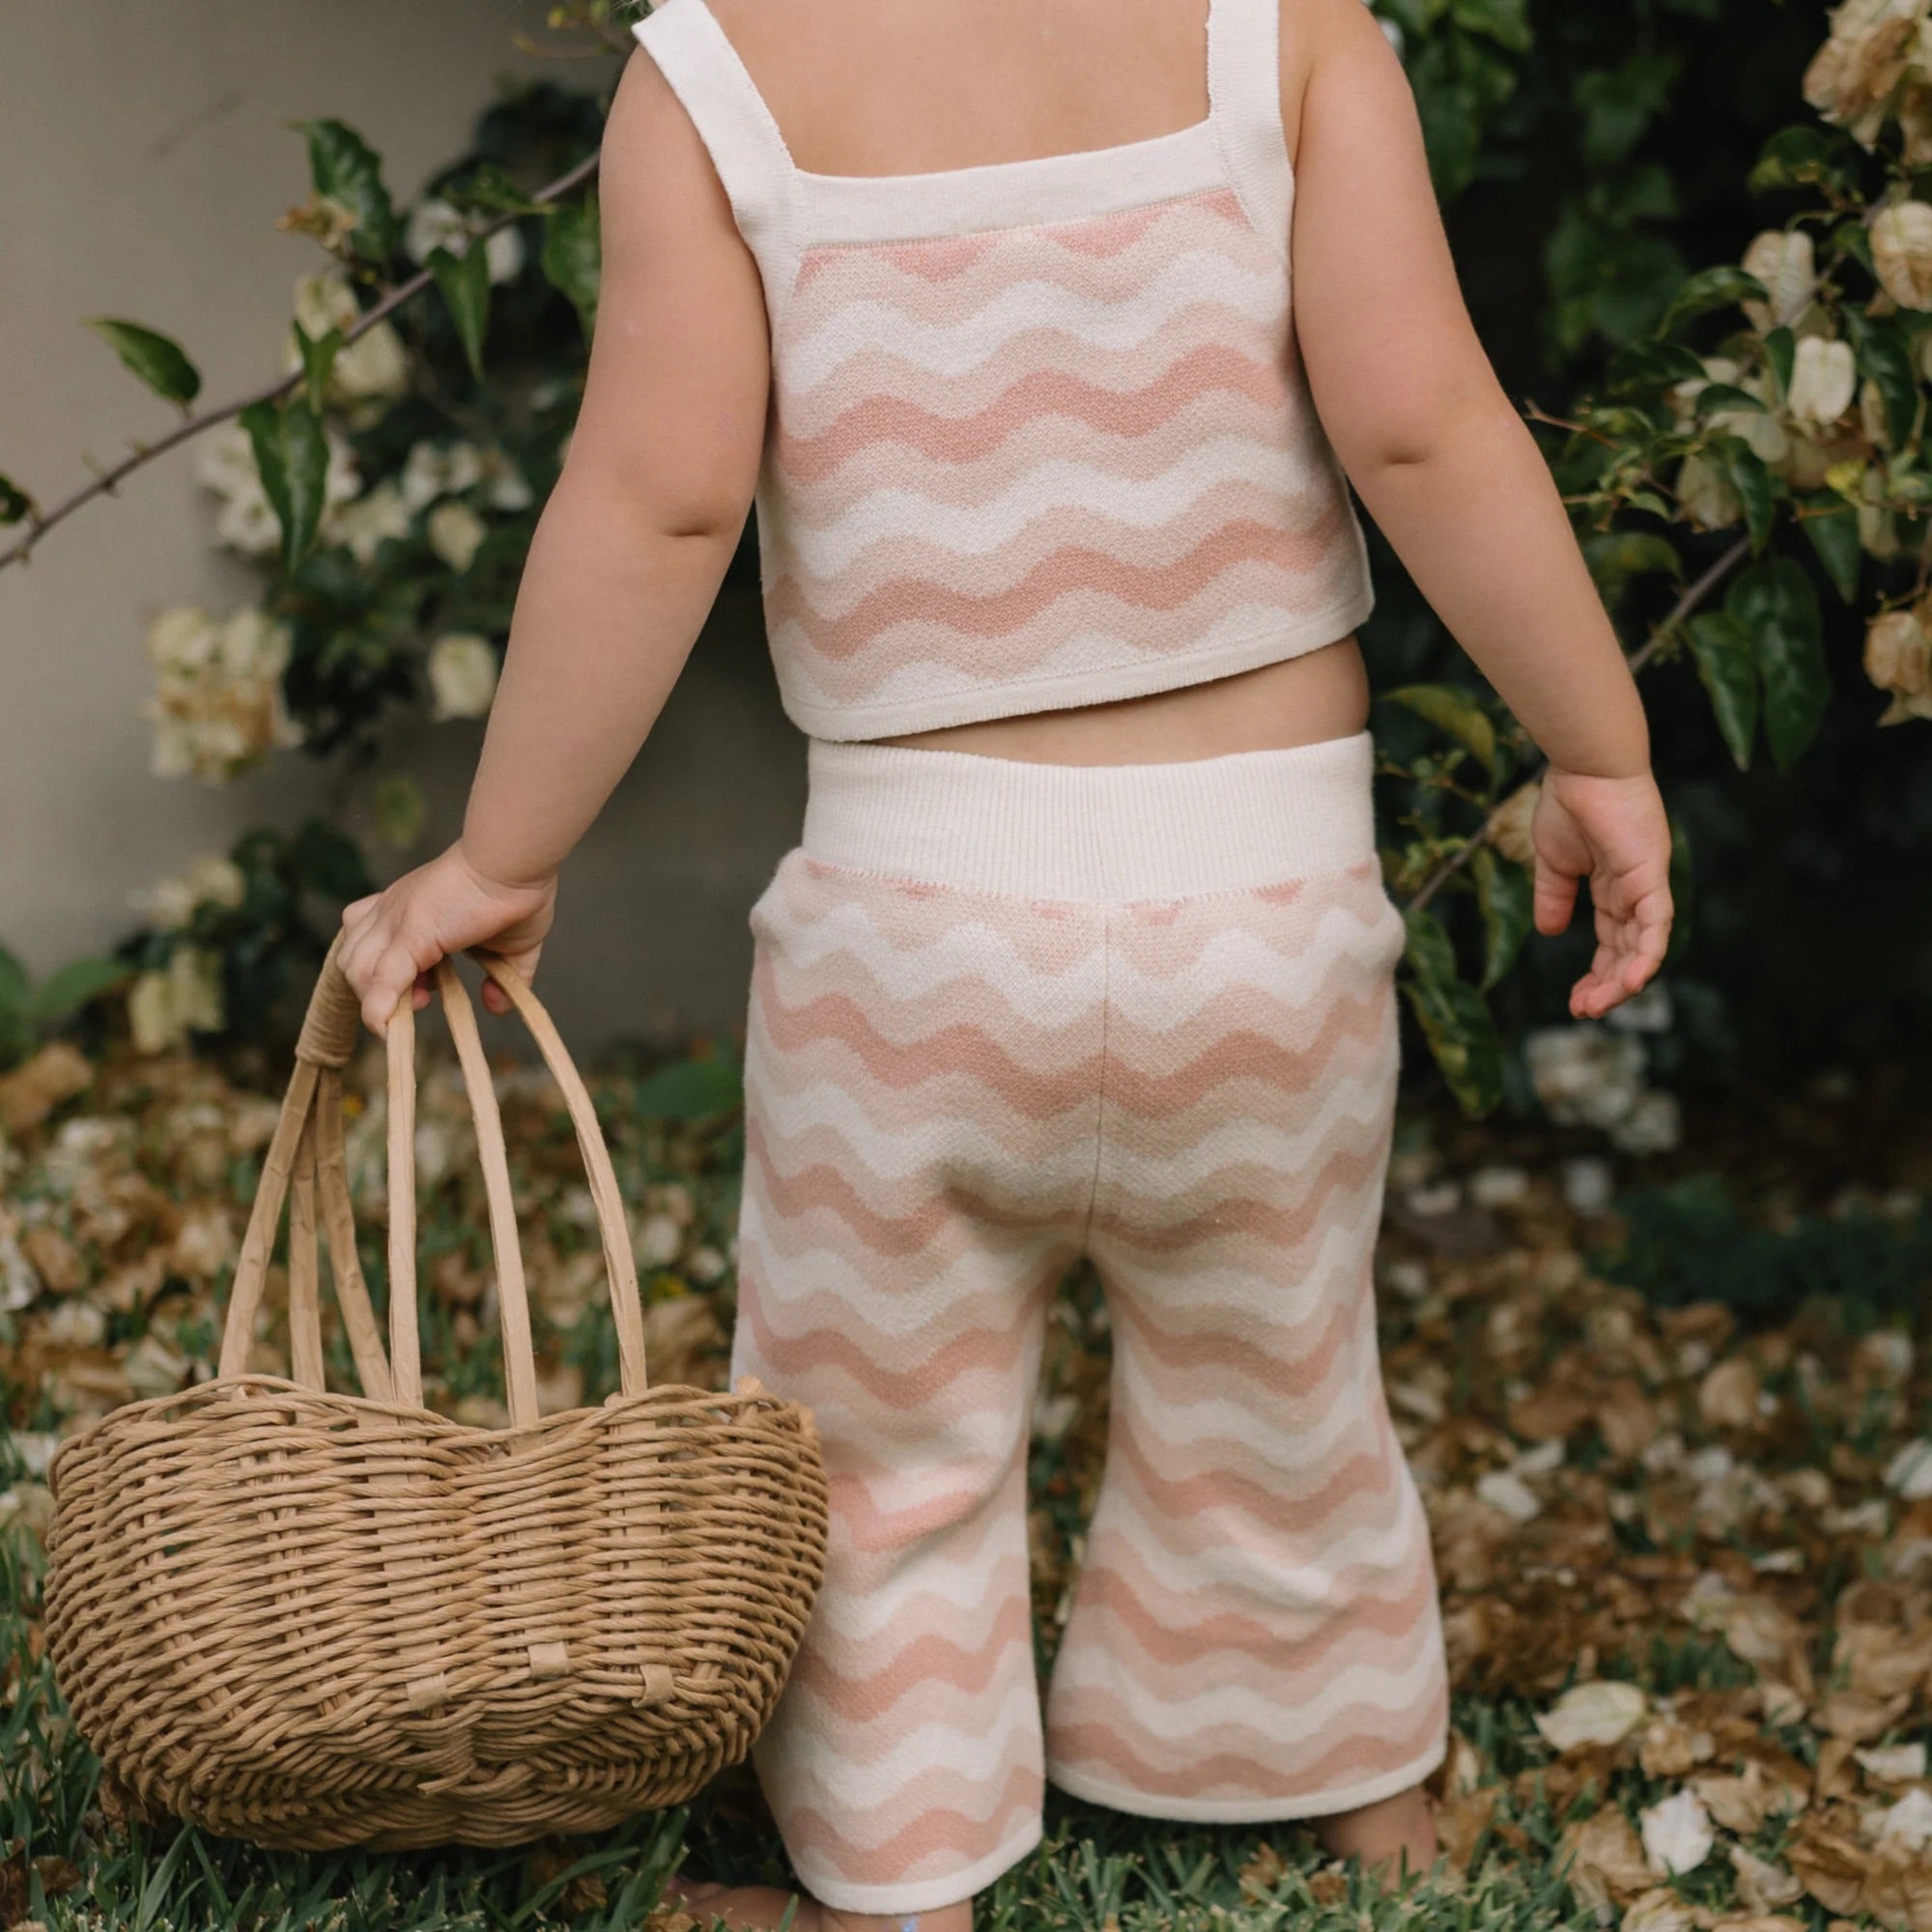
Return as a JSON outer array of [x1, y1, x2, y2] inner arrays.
[[728, 729, 1449, 1917]]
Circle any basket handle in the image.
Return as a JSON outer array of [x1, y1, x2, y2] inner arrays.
[[217, 937, 650, 1428]]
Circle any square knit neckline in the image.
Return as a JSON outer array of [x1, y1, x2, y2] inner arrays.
[[672, 0, 1230, 190]]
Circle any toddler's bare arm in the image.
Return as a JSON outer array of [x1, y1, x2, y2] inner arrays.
[[338, 48, 769, 1032], [1288, 0, 1648, 783], [1287, 0, 1670, 1014]]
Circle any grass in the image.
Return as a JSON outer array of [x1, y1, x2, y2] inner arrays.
[[4, 1036, 1929, 1929]]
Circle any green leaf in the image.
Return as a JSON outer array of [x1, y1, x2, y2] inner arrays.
[[239, 395, 330, 570], [1659, 267, 1769, 338], [1835, 218, 1877, 279], [1763, 327, 1796, 403], [298, 118, 400, 262], [633, 1049, 744, 1121], [1447, 0, 1530, 51], [1605, 338, 1709, 399], [291, 319, 344, 416], [28, 955, 132, 1024], [1725, 554, 1831, 773], [373, 775, 428, 851], [448, 163, 542, 218], [428, 241, 492, 382], [279, 397, 331, 569], [1385, 683, 1498, 775], [0, 946, 30, 1028], [1846, 309, 1919, 448], [1799, 492, 1862, 604], [0, 472, 32, 526], [1691, 383, 1768, 418], [84, 318, 201, 407], [1713, 435, 1776, 554], [288, 818, 374, 901], [1684, 611, 1759, 771], [542, 192, 602, 340], [1573, 50, 1680, 173], [1748, 124, 1860, 197], [1581, 529, 1684, 603], [1399, 908, 1504, 1120], [1470, 846, 1533, 992], [1665, 815, 1693, 965]]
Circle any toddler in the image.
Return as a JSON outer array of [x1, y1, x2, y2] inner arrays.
[[337, 0, 1673, 1924]]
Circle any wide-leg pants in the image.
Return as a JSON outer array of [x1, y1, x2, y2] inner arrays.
[[728, 729, 1450, 1916]]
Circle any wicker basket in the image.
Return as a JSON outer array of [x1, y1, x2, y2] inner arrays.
[[44, 942, 829, 1851]]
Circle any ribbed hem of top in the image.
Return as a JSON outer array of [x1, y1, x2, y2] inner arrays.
[[778, 585, 1377, 742], [801, 729, 1378, 901]]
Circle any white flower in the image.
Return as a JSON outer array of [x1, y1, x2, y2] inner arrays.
[[1677, 452, 1744, 531], [128, 947, 226, 1055], [427, 499, 488, 573], [481, 445, 534, 512], [1639, 1790, 1715, 1876], [285, 269, 410, 416], [1561, 1155, 1616, 1215], [1788, 334, 1859, 424], [143, 605, 301, 782], [406, 196, 525, 284], [1606, 982, 1675, 1034], [1866, 607, 1932, 724], [1873, 199, 1932, 306], [323, 478, 413, 566], [141, 854, 246, 929], [192, 418, 363, 559], [400, 439, 487, 514], [426, 633, 499, 721], [1535, 1681, 1649, 1753], [1742, 228, 1817, 332]]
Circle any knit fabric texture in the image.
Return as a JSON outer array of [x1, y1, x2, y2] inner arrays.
[[727, 740, 1450, 1914], [632, 0, 1377, 740]]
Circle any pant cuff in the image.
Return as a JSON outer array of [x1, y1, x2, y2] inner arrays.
[[1044, 1730, 1448, 1827], [793, 1814, 1045, 1918]]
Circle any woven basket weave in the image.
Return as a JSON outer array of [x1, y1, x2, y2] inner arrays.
[[44, 941, 829, 1851]]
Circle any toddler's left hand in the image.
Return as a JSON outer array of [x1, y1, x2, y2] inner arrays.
[[336, 840, 556, 1037], [1530, 766, 1674, 1020]]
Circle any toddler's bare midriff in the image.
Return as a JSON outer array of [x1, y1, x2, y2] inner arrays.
[[871, 633, 1372, 765]]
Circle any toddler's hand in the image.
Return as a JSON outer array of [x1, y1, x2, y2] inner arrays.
[[337, 841, 556, 1036], [1529, 767, 1674, 1020]]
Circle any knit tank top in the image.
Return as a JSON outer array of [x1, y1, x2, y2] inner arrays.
[[632, 0, 1376, 742]]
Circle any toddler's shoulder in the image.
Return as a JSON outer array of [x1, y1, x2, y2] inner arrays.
[[1280, 0, 1409, 166]]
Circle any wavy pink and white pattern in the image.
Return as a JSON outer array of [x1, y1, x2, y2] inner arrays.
[[728, 851, 1448, 1913], [759, 186, 1374, 735]]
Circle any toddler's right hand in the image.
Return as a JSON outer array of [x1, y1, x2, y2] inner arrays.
[[337, 840, 557, 1037], [1529, 766, 1674, 1021]]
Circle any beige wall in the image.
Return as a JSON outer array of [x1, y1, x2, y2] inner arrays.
[[0, 1, 805, 1056]]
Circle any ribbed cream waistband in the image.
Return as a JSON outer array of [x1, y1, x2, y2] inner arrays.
[[800, 730, 1378, 901]]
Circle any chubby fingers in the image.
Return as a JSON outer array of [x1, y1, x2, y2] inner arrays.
[[1569, 883, 1672, 1018], [1532, 852, 1580, 937], [338, 902, 438, 1037]]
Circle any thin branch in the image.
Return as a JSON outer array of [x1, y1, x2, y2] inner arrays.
[[0, 151, 601, 574], [1404, 533, 1751, 915]]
